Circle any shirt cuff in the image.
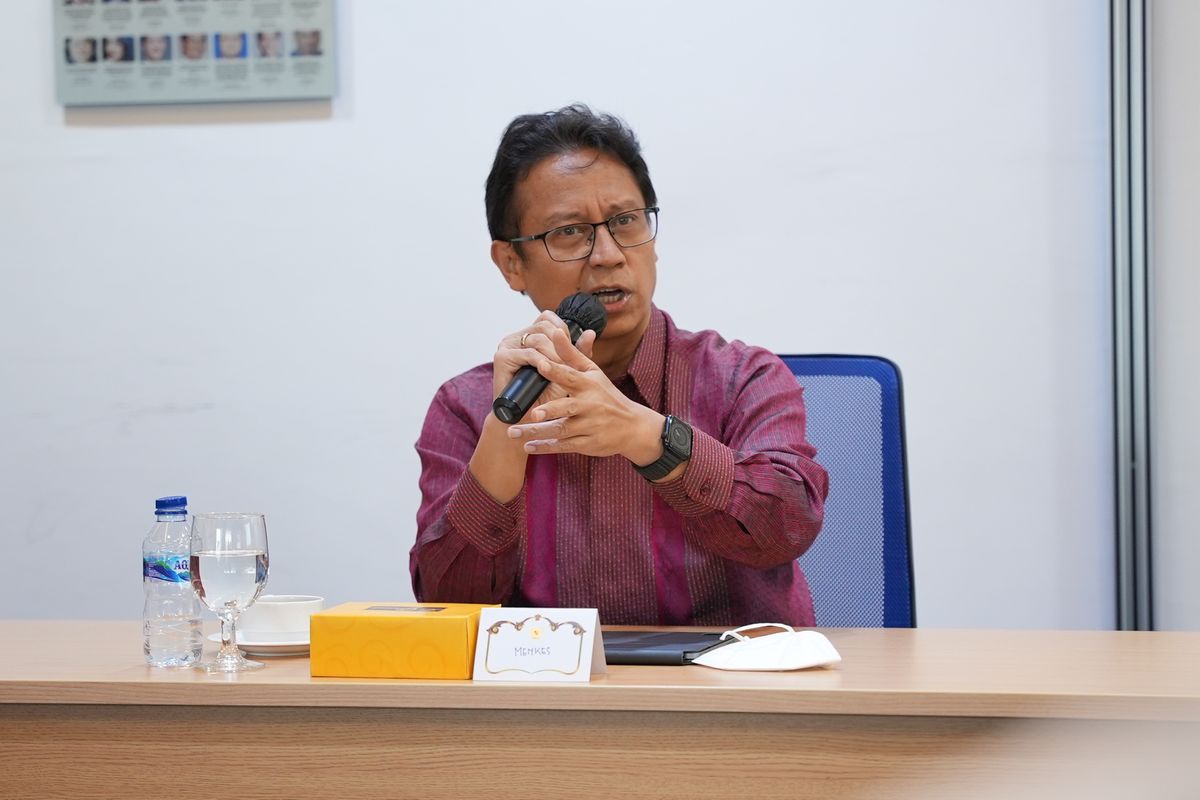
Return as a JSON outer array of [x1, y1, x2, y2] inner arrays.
[[446, 468, 524, 557], [652, 427, 733, 516]]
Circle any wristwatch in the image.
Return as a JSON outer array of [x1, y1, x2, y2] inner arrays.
[[634, 415, 693, 481]]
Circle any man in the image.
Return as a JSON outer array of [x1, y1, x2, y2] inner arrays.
[[180, 34, 207, 61], [410, 105, 827, 626], [256, 31, 283, 59], [291, 30, 321, 57]]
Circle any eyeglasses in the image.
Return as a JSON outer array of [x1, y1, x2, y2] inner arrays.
[[508, 207, 659, 262]]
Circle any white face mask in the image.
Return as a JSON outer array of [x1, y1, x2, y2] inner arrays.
[[690, 623, 842, 672]]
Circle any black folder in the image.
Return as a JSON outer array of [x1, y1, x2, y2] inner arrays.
[[602, 631, 734, 666]]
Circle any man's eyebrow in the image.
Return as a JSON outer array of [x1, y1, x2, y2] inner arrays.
[[541, 210, 586, 228], [541, 202, 642, 229]]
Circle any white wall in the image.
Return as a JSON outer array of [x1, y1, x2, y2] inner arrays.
[[0, 1, 1113, 628], [1150, 0, 1200, 630]]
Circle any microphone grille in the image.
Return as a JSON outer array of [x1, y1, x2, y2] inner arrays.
[[556, 293, 608, 337]]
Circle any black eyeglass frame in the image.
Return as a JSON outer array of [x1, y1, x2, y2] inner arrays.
[[506, 206, 660, 262]]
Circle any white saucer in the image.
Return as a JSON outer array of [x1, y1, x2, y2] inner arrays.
[[206, 632, 309, 657]]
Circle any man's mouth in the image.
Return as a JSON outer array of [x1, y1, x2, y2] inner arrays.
[[591, 288, 628, 305]]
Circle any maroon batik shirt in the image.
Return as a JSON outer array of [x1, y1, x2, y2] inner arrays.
[[410, 307, 828, 626]]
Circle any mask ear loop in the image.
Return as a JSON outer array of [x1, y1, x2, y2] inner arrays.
[[718, 622, 797, 642]]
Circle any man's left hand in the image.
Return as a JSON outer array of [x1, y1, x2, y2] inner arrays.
[[505, 330, 664, 467]]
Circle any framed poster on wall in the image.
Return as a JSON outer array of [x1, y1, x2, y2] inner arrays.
[[53, 0, 336, 105]]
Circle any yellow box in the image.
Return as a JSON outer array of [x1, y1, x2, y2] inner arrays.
[[309, 602, 493, 679]]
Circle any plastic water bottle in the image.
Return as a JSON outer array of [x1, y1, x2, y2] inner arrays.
[[143, 495, 203, 667]]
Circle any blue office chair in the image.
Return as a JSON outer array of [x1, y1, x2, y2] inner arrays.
[[779, 355, 916, 627]]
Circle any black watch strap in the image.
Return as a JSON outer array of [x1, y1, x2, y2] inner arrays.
[[635, 415, 693, 481]]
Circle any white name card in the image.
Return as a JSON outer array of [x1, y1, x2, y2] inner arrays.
[[472, 608, 607, 682]]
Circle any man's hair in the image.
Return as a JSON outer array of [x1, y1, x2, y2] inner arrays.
[[484, 104, 657, 242]]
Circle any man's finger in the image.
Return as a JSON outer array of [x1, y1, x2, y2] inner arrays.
[[550, 327, 596, 371], [522, 437, 583, 455], [536, 357, 580, 390], [512, 331, 555, 361], [536, 310, 569, 334], [530, 398, 578, 422], [575, 329, 597, 360], [507, 417, 570, 440]]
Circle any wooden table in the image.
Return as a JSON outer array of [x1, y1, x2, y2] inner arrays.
[[2, 622, 1200, 799]]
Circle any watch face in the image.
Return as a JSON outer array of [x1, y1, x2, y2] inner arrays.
[[667, 417, 693, 455]]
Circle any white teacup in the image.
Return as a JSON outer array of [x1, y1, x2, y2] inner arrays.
[[238, 594, 324, 642]]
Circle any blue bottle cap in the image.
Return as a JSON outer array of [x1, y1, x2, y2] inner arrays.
[[155, 496, 188, 511]]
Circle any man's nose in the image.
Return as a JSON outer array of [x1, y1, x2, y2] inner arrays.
[[587, 224, 624, 266]]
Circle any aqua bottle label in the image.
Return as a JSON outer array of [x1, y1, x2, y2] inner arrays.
[[143, 555, 191, 583]]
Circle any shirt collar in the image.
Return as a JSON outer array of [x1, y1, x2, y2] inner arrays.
[[621, 305, 666, 411]]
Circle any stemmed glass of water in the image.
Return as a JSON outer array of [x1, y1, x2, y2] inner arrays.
[[190, 512, 270, 673]]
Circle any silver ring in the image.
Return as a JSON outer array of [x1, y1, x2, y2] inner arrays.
[[520, 332, 530, 348]]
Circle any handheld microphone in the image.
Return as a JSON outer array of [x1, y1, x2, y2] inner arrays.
[[492, 293, 608, 424]]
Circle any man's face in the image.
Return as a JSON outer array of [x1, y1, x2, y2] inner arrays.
[[257, 32, 281, 57], [495, 149, 658, 364], [181, 34, 206, 59], [294, 31, 320, 55], [218, 33, 242, 58], [142, 35, 167, 61]]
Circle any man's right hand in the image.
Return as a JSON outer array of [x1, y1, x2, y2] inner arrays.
[[492, 310, 597, 422]]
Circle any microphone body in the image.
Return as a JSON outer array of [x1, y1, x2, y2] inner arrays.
[[492, 294, 607, 425]]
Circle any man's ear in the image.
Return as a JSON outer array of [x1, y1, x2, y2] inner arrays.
[[491, 240, 527, 294]]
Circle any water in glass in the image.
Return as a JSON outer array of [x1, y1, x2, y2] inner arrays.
[[189, 512, 270, 673]]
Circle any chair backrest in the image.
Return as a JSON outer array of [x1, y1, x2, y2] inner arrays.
[[779, 355, 916, 627]]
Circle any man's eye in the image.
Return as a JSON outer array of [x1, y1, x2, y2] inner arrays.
[[613, 212, 641, 227], [555, 225, 586, 238]]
